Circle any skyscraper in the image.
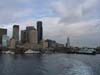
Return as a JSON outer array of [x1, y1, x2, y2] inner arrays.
[[66, 37, 70, 48], [21, 26, 38, 49], [37, 21, 43, 44], [26, 26, 36, 42], [21, 30, 27, 43], [0, 28, 7, 45], [21, 27, 37, 44], [29, 29, 37, 44], [13, 25, 19, 42]]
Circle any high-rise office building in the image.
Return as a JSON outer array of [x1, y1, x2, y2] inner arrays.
[[21, 30, 27, 43], [66, 37, 70, 48], [21, 26, 37, 44], [37, 21, 43, 43], [21, 26, 38, 49], [13, 25, 19, 42], [0, 28, 7, 45], [29, 29, 37, 44], [26, 26, 36, 42]]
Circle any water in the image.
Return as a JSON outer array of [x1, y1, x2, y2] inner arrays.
[[0, 54, 100, 75]]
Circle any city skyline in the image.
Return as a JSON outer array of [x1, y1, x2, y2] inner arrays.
[[0, 0, 100, 47]]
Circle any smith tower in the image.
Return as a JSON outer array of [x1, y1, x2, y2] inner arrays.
[[37, 21, 43, 44], [66, 37, 70, 48]]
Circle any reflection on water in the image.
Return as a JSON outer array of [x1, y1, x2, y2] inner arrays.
[[0, 54, 99, 75]]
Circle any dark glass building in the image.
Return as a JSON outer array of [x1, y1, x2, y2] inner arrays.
[[13, 25, 19, 42], [21, 30, 27, 43], [45, 39, 56, 48], [0, 28, 7, 45], [37, 21, 43, 43]]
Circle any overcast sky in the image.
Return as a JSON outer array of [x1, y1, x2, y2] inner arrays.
[[0, 0, 100, 47]]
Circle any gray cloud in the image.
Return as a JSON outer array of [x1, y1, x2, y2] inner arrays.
[[0, 0, 33, 25], [52, 0, 100, 24], [0, 0, 100, 47]]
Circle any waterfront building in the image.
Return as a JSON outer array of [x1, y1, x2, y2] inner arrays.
[[0, 28, 7, 45], [56, 43, 64, 47], [2, 35, 9, 48], [21, 30, 27, 43], [9, 38, 16, 49], [29, 29, 37, 44], [66, 37, 70, 48], [13, 25, 19, 42], [45, 39, 57, 48], [37, 21, 43, 44], [21, 26, 38, 49], [29, 29, 38, 49], [26, 26, 36, 42], [43, 40, 49, 49]]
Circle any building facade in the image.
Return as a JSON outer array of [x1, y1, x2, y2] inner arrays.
[[26, 26, 36, 30], [21, 30, 27, 43], [29, 29, 38, 49], [56, 43, 64, 47], [26, 26, 36, 42], [9, 38, 16, 49], [0, 28, 7, 45], [29, 29, 37, 44], [43, 40, 49, 49], [13, 25, 19, 42], [37, 21, 43, 44], [2, 35, 9, 48], [45, 39, 57, 48], [66, 37, 70, 48], [21, 26, 38, 49]]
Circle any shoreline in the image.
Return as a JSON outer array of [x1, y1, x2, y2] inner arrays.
[[0, 51, 97, 55]]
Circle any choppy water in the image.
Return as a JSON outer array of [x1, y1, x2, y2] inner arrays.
[[0, 54, 100, 75]]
